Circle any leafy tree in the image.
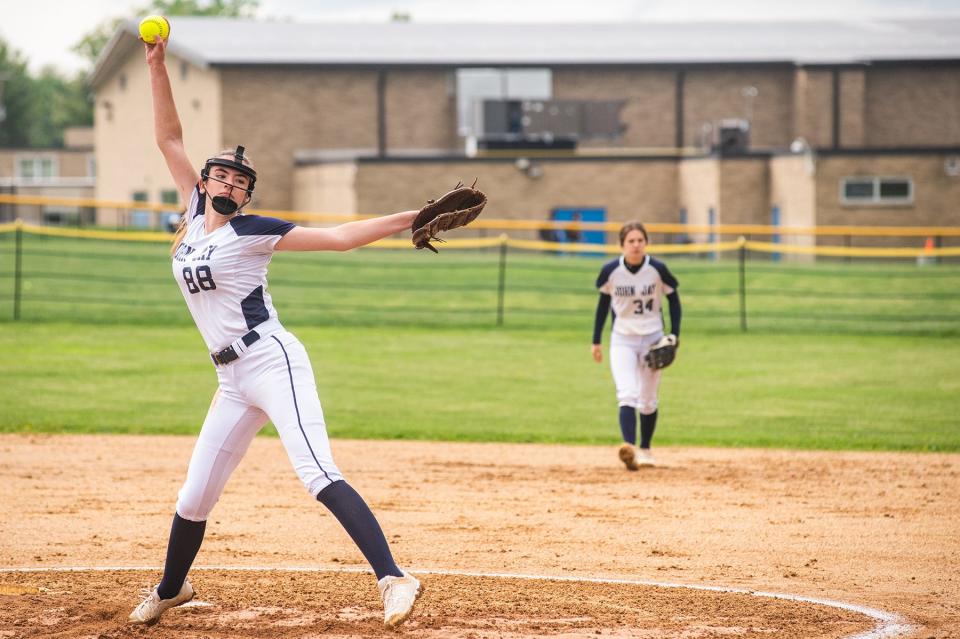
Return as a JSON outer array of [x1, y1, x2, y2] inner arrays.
[[72, 19, 124, 70], [0, 39, 34, 147], [0, 38, 93, 148], [26, 69, 94, 147]]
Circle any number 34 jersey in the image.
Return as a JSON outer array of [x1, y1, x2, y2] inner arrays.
[[172, 186, 295, 352], [596, 255, 679, 337]]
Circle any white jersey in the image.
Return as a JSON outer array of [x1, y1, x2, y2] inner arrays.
[[172, 186, 295, 351], [596, 255, 678, 337]]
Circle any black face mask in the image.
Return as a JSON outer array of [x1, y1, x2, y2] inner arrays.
[[211, 195, 239, 216]]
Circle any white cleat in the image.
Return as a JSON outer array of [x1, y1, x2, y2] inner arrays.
[[128, 578, 194, 625], [378, 570, 422, 628], [636, 447, 656, 467], [618, 443, 640, 471]]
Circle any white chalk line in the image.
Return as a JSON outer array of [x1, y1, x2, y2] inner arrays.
[[0, 565, 916, 639]]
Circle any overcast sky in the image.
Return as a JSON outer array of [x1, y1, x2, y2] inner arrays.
[[2, 0, 959, 74]]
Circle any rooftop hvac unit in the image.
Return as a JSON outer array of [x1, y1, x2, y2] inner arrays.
[[714, 118, 750, 156], [475, 99, 625, 150]]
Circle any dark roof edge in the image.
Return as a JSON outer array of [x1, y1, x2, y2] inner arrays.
[[90, 21, 209, 88], [295, 147, 960, 166], [219, 60, 829, 71], [799, 58, 960, 69], [813, 146, 960, 156]]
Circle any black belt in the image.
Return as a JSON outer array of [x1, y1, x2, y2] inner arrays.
[[211, 329, 261, 366]]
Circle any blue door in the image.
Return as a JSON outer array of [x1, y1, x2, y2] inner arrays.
[[552, 207, 606, 256]]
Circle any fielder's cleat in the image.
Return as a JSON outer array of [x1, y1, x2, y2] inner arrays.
[[378, 570, 422, 629], [636, 447, 656, 467], [128, 577, 194, 625], [618, 443, 640, 471]]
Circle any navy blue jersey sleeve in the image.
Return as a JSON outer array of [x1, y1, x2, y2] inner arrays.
[[595, 258, 619, 291], [593, 293, 611, 344], [666, 290, 681, 338], [648, 257, 679, 291], [230, 215, 296, 237]]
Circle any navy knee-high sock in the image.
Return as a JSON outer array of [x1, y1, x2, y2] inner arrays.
[[157, 513, 206, 600], [618, 405, 637, 445], [639, 410, 658, 449], [317, 480, 401, 580]]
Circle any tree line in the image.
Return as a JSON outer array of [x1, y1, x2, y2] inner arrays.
[[0, 0, 257, 148]]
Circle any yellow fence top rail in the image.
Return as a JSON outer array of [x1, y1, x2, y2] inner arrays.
[[5, 221, 959, 258], [4, 192, 960, 237]]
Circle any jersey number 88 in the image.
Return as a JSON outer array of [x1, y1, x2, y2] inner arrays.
[[183, 265, 217, 294]]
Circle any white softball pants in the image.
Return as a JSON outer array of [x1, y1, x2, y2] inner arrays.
[[176, 330, 344, 522], [609, 331, 664, 415]]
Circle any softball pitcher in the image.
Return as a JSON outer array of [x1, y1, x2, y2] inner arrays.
[[129, 36, 422, 628], [592, 222, 682, 470]]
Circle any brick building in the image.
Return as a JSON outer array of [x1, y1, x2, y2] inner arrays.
[[90, 18, 960, 243]]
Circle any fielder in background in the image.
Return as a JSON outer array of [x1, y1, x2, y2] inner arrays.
[[591, 222, 682, 470], [129, 33, 422, 628]]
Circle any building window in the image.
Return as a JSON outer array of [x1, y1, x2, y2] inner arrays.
[[17, 159, 34, 179], [455, 68, 552, 137], [15, 155, 58, 180], [840, 177, 913, 205], [87, 154, 96, 178], [130, 190, 152, 228]]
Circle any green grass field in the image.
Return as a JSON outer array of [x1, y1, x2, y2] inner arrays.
[[1, 323, 957, 451], [1, 232, 958, 451]]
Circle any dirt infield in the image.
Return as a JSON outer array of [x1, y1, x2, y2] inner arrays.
[[0, 435, 957, 638]]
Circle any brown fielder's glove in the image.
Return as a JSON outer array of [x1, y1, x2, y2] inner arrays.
[[644, 334, 678, 370], [412, 180, 487, 253]]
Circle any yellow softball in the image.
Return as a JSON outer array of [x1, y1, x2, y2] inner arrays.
[[139, 15, 170, 44]]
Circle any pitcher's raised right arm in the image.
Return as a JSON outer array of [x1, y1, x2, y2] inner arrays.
[[145, 38, 198, 204]]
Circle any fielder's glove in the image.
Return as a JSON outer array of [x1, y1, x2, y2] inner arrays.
[[412, 180, 487, 253], [644, 334, 678, 370]]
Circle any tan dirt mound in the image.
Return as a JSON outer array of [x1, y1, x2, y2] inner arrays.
[[0, 569, 871, 638], [1, 435, 957, 637]]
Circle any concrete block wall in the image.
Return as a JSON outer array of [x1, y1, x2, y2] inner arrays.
[[683, 68, 795, 149], [793, 68, 834, 149], [719, 158, 770, 226], [552, 69, 677, 148], [345, 159, 681, 240], [839, 69, 866, 148], [816, 154, 960, 234], [385, 70, 459, 152], [865, 67, 960, 147], [769, 154, 817, 255], [222, 68, 379, 212], [678, 157, 719, 242], [292, 162, 358, 217]]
